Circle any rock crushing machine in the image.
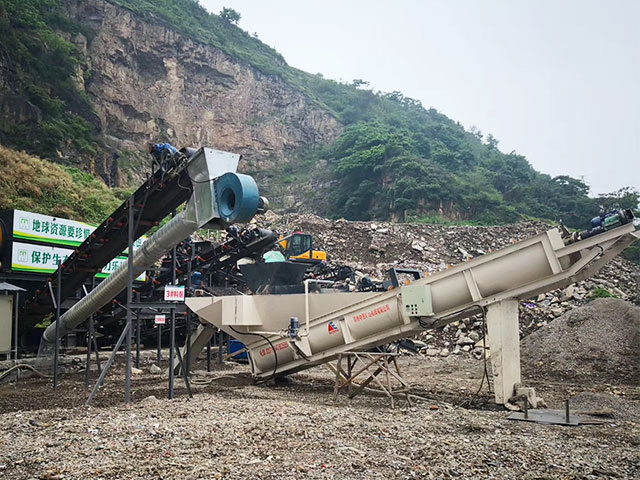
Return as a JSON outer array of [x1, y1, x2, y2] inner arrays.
[[187, 209, 639, 405], [39, 147, 267, 350]]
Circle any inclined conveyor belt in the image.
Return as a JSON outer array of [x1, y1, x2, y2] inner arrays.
[[22, 158, 193, 329]]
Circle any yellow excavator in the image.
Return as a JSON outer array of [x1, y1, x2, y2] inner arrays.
[[277, 232, 327, 264]]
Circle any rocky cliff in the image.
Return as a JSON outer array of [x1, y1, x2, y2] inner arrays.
[[6, 0, 341, 184]]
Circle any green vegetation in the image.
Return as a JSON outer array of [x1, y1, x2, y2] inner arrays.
[[219, 7, 240, 25], [319, 117, 612, 226], [590, 288, 618, 300], [0, 0, 99, 157], [0, 145, 130, 223]]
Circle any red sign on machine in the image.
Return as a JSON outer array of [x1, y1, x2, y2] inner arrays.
[[259, 341, 289, 357], [164, 285, 185, 302], [154, 315, 166, 325], [352, 303, 392, 323]]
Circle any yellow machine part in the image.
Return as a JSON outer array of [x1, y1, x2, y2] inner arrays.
[[278, 233, 327, 262], [290, 250, 327, 261]]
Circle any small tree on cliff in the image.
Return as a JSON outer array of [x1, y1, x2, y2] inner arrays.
[[220, 7, 241, 25]]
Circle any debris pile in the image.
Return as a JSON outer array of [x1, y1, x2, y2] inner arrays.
[[521, 298, 640, 385]]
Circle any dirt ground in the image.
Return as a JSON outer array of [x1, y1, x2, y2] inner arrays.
[[0, 353, 638, 480]]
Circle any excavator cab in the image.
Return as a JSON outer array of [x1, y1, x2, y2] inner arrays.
[[278, 232, 327, 264]]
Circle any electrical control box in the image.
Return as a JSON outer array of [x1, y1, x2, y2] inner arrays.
[[401, 284, 433, 317]]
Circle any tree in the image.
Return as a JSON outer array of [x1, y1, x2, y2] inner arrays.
[[351, 79, 370, 89], [594, 187, 639, 212], [486, 133, 499, 149], [219, 7, 241, 25], [469, 125, 483, 141]]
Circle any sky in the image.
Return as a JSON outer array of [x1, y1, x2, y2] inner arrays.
[[201, 0, 639, 196]]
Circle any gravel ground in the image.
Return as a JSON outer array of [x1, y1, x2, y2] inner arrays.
[[1, 355, 638, 480]]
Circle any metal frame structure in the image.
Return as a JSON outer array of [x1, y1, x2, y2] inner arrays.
[[332, 351, 412, 408]]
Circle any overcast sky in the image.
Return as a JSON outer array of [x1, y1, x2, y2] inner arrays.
[[201, 0, 639, 196]]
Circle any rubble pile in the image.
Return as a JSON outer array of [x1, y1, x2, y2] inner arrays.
[[521, 298, 640, 385], [261, 212, 640, 356]]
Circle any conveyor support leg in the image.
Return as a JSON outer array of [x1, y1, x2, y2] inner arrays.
[[486, 299, 521, 405], [176, 324, 215, 374]]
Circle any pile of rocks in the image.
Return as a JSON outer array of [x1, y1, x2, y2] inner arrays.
[[260, 212, 640, 355], [521, 298, 640, 385]]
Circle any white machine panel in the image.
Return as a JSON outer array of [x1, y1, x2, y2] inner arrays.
[[0, 295, 13, 354]]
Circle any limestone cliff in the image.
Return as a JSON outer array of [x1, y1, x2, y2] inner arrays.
[[61, 0, 341, 181]]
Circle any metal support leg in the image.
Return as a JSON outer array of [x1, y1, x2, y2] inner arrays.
[[157, 324, 162, 366], [135, 292, 141, 369], [486, 299, 521, 404], [85, 313, 93, 388], [125, 197, 134, 403], [91, 275, 101, 376], [53, 261, 62, 390], [86, 323, 130, 406], [93, 330, 101, 375], [168, 242, 177, 399], [334, 353, 342, 401], [347, 354, 353, 397], [173, 342, 193, 398], [13, 292, 19, 364], [186, 241, 192, 375], [84, 280, 97, 388], [206, 339, 211, 372], [217, 330, 223, 364]]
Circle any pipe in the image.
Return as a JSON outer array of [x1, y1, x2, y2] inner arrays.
[[42, 201, 199, 344]]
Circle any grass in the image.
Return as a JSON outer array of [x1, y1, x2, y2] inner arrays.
[[0, 144, 130, 223], [407, 214, 482, 227], [589, 288, 618, 300]]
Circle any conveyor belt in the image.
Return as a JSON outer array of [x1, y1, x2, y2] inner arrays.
[[108, 227, 277, 310], [188, 222, 640, 381], [106, 227, 278, 339], [149, 227, 278, 293], [22, 160, 193, 329]]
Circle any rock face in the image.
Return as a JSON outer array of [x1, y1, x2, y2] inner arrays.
[[60, 0, 341, 181], [0, 54, 40, 130]]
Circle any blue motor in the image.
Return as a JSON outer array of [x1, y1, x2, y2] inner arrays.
[[289, 316, 300, 339], [569, 209, 634, 243]]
